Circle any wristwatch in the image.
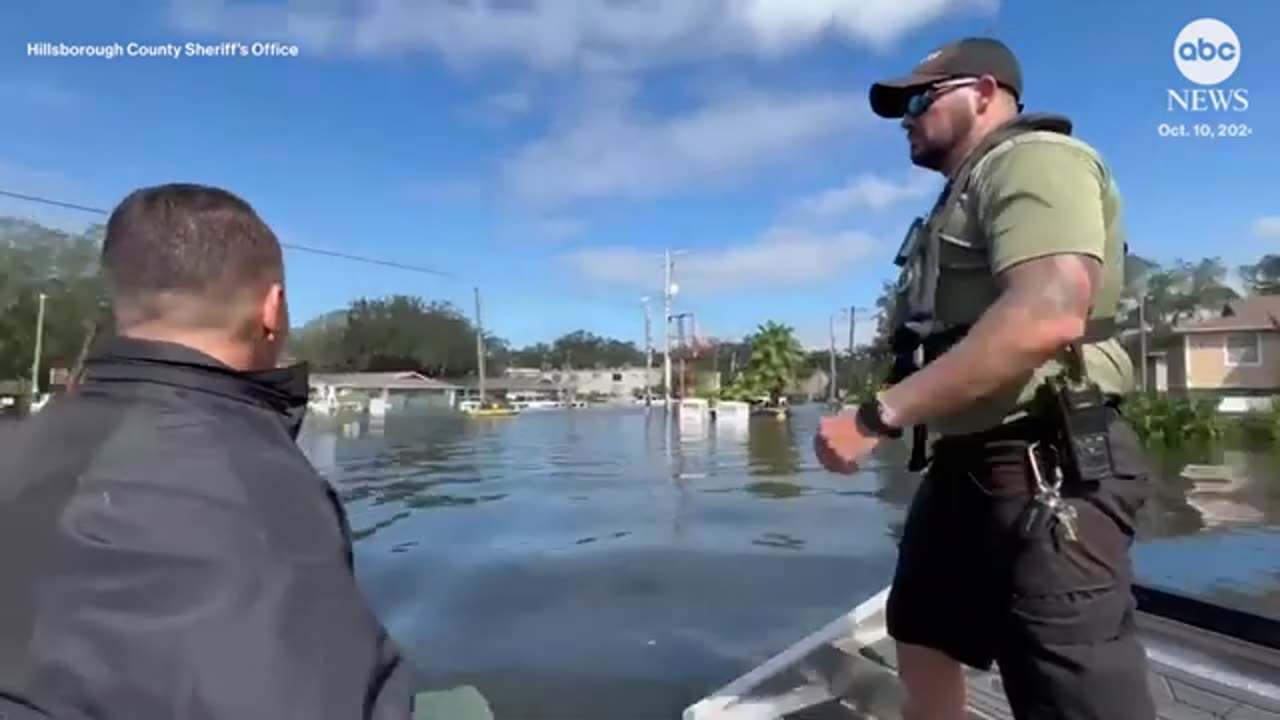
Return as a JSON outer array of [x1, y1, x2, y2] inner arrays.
[[856, 398, 903, 438]]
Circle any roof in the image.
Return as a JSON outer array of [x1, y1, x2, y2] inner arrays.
[[310, 371, 461, 390], [451, 375, 575, 391], [1173, 296, 1280, 333]]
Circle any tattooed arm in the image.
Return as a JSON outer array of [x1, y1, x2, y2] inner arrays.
[[877, 252, 1100, 429], [871, 137, 1113, 430]]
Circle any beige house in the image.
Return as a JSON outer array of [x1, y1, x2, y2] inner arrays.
[[1147, 296, 1280, 411], [502, 366, 665, 400]]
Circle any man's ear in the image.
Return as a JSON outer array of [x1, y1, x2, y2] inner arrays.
[[974, 75, 1001, 112], [259, 282, 286, 342]]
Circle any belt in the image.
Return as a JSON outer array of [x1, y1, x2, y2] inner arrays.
[[930, 395, 1122, 457]]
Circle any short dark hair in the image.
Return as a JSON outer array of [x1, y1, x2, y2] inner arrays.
[[102, 183, 283, 329]]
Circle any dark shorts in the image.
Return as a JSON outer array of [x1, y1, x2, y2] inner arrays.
[[885, 407, 1158, 720]]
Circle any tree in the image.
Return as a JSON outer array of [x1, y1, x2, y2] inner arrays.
[[287, 294, 497, 376], [873, 279, 896, 348], [1176, 257, 1239, 316], [722, 321, 805, 403], [285, 309, 348, 368], [0, 218, 107, 388], [546, 330, 644, 369], [802, 345, 889, 401], [286, 298, 653, 377], [1239, 254, 1280, 296]]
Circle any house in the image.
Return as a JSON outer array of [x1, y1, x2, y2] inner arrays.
[[453, 374, 575, 404], [487, 366, 665, 401], [309, 371, 461, 415], [1147, 296, 1280, 412]]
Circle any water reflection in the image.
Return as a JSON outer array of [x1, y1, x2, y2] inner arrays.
[[1138, 439, 1280, 538], [746, 417, 802, 477], [294, 404, 1280, 718]]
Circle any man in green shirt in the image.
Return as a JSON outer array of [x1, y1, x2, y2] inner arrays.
[[815, 38, 1156, 719]]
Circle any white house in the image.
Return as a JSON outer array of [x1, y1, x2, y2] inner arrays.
[[309, 371, 461, 416]]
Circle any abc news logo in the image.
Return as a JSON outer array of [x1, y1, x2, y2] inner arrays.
[[1169, 17, 1247, 113]]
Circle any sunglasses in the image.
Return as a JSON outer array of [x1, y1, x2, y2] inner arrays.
[[904, 77, 980, 118]]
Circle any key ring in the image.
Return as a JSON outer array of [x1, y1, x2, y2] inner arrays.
[[1025, 441, 1062, 495]]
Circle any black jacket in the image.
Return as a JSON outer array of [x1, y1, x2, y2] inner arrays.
[[0, 337, 419, 719]]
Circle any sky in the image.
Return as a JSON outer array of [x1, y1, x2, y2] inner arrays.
[[1, 0, 1277, 351]]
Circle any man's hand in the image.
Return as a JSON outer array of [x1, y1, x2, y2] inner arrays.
[[815, 414, 881, 474]]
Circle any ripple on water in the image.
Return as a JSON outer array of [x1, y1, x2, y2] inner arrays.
[[297, 405, 1280, 715]]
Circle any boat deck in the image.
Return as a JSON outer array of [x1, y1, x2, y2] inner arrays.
[[694, 590, 1280, 720], [768, 612, 1280, 720]]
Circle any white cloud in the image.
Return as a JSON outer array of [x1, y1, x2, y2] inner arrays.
[[169, 0, 997, 68], [791, 168, 938, 218], [561, 224, 876, 295], [1251, 216, 1280, 240], [504, 88, 869, 207]]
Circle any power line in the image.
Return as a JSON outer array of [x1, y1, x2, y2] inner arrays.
[[0, 186, 663, 323], [0, 188, 459, 279]]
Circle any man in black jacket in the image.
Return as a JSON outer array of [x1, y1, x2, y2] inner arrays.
[[0, 183, 420, 719]]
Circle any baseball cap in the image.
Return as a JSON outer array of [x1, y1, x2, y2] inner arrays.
[[869, 37, 1022, 119]]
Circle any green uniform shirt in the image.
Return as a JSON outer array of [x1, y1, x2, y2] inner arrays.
[[930, 130, 1134, 436]]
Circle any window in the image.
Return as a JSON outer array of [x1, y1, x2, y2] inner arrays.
[[612, 372, 623, 382], [1223, 332, 1261, 367]]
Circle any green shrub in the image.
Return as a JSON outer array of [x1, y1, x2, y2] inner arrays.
[[1122, 392, 1222, 445]]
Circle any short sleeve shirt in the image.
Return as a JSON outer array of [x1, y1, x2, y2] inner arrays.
[[930, 131, 1135, 436]]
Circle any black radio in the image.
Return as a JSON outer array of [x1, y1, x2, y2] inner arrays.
[[1039, 375, 1114, 485]]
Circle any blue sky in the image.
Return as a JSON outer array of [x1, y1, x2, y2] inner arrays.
[[1, 0, 1276, 350]]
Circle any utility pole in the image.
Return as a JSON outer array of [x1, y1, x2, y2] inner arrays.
[[847, 305, 857, 395], [30, 292, 46, 405], [670, 312, 695, 400], [662, 249, 688, 409], [642, 297, 653, 407], [663, 250, 673, 408], [828, 312, 838, 403], [1138, 294, 1148, 392], [473, 286, 486, 404], [678, 314, 687, 400]]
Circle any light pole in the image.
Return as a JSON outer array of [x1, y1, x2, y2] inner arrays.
[[30, 292, 47, 405], [642, 296, 653, 407], [662, 249, 688, 409], [828, 312, 838, 403], [829, 307, 854, 403]]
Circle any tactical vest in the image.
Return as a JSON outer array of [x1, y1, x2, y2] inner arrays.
[[889, 112, 1117, 367]]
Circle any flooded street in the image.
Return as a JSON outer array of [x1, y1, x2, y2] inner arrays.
[[297, 405, 1280, 719]]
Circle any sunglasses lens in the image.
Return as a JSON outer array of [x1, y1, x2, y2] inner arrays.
[[905, 93, 930, 118]]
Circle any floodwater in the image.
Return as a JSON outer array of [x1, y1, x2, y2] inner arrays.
[[296, 404, 1280, 720]]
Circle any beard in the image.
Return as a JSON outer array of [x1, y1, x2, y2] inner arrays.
[[909, 137, 948, 171], [908, 107, 974, 172]]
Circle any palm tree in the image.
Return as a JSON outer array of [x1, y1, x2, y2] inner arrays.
[[1239, 254, 1280, 295], [1118, 252, 1160, 332], [873, 279, 897, 347], [742, 321, 805, 404], [1120, 255, 1239, 336], [1175, 257, 1239, 319]]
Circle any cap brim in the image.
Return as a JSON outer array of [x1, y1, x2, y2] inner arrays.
[[869, 72, 947, 118]]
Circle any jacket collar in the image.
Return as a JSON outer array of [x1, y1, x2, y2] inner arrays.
[[82, 335, 311, 438]]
